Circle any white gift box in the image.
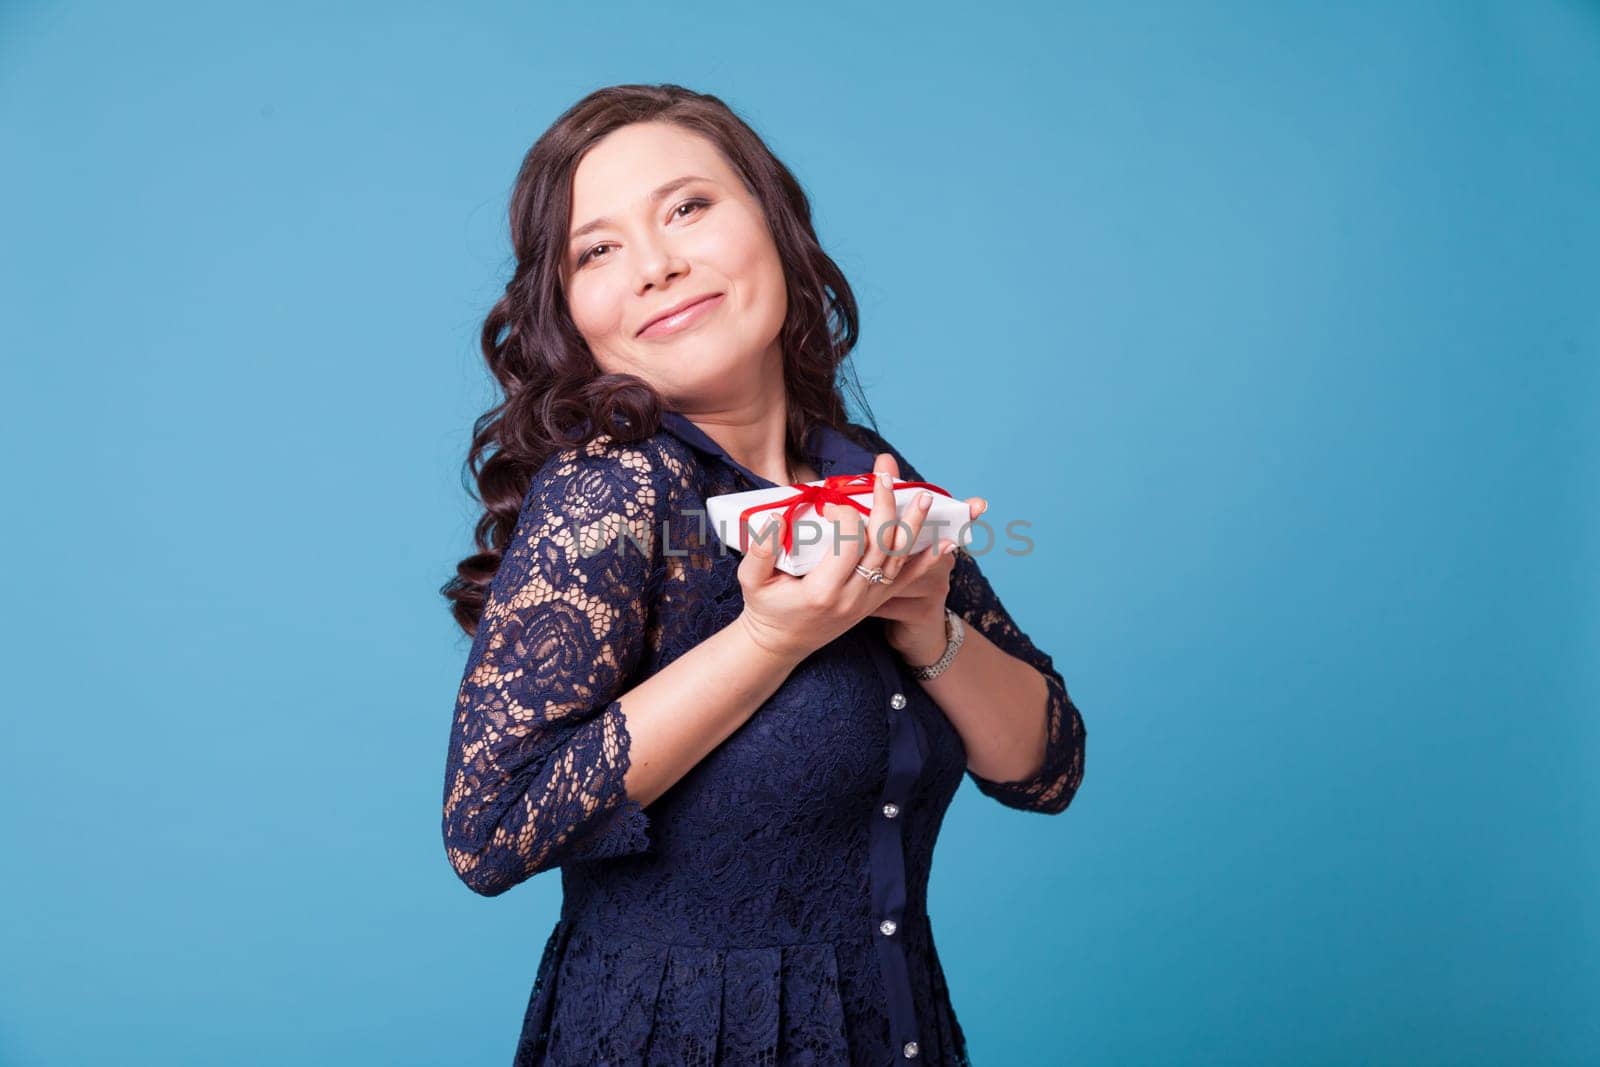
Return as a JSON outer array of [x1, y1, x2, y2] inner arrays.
[[704, 476, 974, 577]]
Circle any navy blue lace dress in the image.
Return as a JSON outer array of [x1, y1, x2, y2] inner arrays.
[[441, 409, 1087, 1066]]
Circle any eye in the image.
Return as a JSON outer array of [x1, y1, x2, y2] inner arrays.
[[576, 242, 612, 267], [574, 198, 710, 268], [674, 196, 710, 220]]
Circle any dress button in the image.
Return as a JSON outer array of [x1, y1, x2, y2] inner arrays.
[[890, 692, 907, 710], [903, 1040, 920, 1058], [882, 802, 900, 819], [879, 919, 897, 936]]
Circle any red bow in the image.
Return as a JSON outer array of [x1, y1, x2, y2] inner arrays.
[[739, 472, 953, 556]]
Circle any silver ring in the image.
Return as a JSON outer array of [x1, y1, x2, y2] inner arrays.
[[854, 564, 893, 585]]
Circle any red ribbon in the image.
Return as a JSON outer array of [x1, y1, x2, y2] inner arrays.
[[739, 472, 954, 556]]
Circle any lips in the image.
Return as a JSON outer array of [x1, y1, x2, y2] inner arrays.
[[638, 293, 724, 338]]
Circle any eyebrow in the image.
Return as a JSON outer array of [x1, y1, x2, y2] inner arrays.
[[568, 175, 714, 246]]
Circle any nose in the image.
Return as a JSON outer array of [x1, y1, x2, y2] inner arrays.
[[635, 233, 688, 294]]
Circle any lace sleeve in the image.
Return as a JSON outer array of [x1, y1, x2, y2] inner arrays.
[[942, 546, 1087, 814], [851, 423, 1087, 815], [441, 437, 670, 896]]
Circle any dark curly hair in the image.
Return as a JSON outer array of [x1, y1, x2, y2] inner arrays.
[[442, 83, 879, 637]]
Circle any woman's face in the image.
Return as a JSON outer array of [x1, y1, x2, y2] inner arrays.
[[560, 122, 788, 406]]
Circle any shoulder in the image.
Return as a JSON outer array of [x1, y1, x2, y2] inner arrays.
[[498, 432, 692, 592], [522, 429, 694, 522], [835, 419, 895, 460], [837, 420, 925, 481]]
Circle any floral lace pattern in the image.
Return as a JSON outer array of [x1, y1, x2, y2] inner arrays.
[[441, 415, 1086, 1066], [870, 429, 1088, 815]]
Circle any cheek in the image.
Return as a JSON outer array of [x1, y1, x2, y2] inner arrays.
[[735, 221, 782, 278], [718, 223, 785, 311], [750, 242, 788, 318], [566, 277, 623, 339]]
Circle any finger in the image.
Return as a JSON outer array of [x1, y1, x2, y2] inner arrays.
[[883, 489, 934, 583], [859, 454, 898, 575], [907, 535, 952, 584], [927, 535, 962, 578], [880, 559, 937, 599], [812, 500, 866, 586], [878, 533, 944, 601], [740, 513, 781, 581]]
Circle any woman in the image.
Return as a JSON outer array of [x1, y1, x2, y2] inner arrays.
[[440, 83, 1087, 1067]]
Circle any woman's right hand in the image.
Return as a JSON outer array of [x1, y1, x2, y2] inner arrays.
[[735, 453, 953, 664]]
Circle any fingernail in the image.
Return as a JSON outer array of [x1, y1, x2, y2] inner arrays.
[[917, 491, 931, 507], [978, 500, 988, 516], [878, 471, 891, 487]]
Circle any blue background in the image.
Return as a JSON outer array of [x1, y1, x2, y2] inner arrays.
[[3, 1, 1596, 1064]]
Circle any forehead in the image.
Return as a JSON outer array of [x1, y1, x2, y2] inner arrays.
[[569, 123, 734, 211]]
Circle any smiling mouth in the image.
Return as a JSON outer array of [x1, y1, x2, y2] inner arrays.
[[638, 293, 725, 338]]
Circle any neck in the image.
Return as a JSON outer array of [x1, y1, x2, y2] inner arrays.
[[669, 372, 800, 485]]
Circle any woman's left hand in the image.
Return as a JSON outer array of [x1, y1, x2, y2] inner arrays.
[[866, 459, 986, 667]]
